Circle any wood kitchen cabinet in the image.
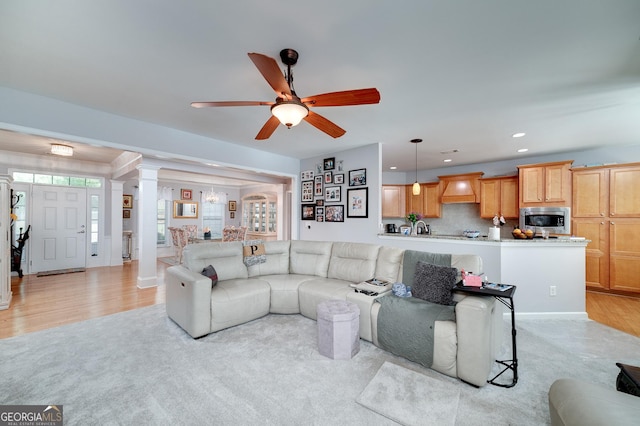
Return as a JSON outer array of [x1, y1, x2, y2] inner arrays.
[[479, 176, 519, 219], [404, 182, 441, 218], [518, 160, 573, 207], [572, 163, 640, 294], [382, 185, 406, 218]]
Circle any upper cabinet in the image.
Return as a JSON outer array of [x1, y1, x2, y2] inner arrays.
[[609, 166, 640, 217], [479, 176, 519, 219], [382, 185, 406, 218], [404, 182, 442, 218], [518, 160, 573, 207]]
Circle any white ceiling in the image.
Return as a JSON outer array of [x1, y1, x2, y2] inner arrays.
[[1, 0, 639, 173]]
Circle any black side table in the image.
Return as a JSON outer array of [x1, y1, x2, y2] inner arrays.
[[453, 283, 518, 388]]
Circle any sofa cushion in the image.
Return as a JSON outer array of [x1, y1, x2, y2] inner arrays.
[[183, 241, 248, 281], [247, 241, 290, 277], [290, 241, 332, 277], [210, 278, 271, 333], [328, 242, 380, 283], [412, 261, 458, 305], [298, 278, 353, 320], [255, 274, 316, 314], [374, 246, 404, 283]]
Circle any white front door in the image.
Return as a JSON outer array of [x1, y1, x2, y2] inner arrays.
[[31, 186, 87, 273]]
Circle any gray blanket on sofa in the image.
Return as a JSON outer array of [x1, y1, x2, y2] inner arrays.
[[402, 250, 451, 287], [376, 295, 456, 368]]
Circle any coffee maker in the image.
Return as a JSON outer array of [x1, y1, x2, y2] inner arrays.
[[386, 224, 397, 233]]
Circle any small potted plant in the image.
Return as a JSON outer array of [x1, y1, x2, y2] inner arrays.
[[405, 212, 423, 235]]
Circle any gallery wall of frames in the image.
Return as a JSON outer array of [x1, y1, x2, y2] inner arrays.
[[300, 157, 368, 223]]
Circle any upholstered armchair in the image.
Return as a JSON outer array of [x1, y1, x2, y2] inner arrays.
[[168, 227, 189, 263], [182, 225, 198, 242], [222, 226, 247, 242]]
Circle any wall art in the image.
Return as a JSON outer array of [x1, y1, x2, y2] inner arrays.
[[301, 180, 314, 202], [349, 168, 366, 186], [347, 187, 368, 218], [301, 204, 316, 220], [325, 205, 344, 222], [323, 157, 335, 170], [325, 186, 341, 202], [181, 189, 193, 200]]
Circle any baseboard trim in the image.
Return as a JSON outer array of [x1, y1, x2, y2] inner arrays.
[[509, 312, 589, 320]]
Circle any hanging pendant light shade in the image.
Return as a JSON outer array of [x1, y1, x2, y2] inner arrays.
[[411, 139, 422, 195]]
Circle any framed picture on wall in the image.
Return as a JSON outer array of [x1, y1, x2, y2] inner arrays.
[[301, 180, 314, 202], [123, 209, 131, 219], [323, 157, 335, 170], [228, 200, 237, 211], [181, 189, 193, 200], [349, 169, 366, 186], [347, 187, 368, 218], [325, 186, 341, 202], [123, 194, 133, 209], [325, 205, 344, 222], [333, 173, 344, 184], [314, 175, 323, 197], [230, 211, 235, 219], [301, 204, 316, 220], [324, 171, 332, 184], [301, 170, 314, 180]]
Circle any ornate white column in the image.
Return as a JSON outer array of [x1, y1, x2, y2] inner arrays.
[[136, 165, 159, 288]]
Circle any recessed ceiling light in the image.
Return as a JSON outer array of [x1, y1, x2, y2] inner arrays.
[[517, 148, 528, 153], [444, 159, 452, 163], [512, 132, 526, 138], [389, 166, 397, 170]]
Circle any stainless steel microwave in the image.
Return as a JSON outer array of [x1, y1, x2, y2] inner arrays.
[[519, 207, 571, 235]]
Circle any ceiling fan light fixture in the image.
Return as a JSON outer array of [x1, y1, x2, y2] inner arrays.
[[51, 143, 73, 156], [271, 100, 309, 128]]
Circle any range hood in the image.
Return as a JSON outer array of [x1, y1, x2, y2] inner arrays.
[[438, 172, 484, 203]]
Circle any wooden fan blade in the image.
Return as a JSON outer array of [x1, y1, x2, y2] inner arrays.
[[248, 53, 292, 98], [303, 111, 346, 138], [301, 88, 380, 107], [255, 115, 281, 140], [191, 101, 274, 108]]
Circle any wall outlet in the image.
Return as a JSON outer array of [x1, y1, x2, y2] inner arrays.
[[549, 285, 557, 296]]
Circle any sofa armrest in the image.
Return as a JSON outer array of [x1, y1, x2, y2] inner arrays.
[[166, 265, 213, 338], [455, 295, 497, 387]]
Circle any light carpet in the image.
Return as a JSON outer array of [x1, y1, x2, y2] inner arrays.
[[2, 304, 639, 425], [357, 361, 460, 426]]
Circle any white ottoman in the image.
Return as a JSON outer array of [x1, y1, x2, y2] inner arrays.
[[317, 300, 360, 360]]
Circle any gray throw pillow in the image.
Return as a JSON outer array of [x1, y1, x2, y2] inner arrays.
[[412, 261, 458, 305], [201, 264, 218, 286]]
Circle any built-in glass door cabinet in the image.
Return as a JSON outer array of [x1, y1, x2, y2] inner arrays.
[[1, 175, 13, 310], [242, 193, 277, 241]]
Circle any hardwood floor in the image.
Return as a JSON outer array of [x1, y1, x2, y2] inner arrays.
[[0, 261, 167, 339], [1, 261, 639, 339]]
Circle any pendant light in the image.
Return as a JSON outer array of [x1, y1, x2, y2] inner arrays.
[[411, 139, 422, 195]]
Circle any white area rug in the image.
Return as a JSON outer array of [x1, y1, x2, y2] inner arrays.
[[357, 361, 460, 426]]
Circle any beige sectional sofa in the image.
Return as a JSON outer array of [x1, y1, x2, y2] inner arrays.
[[166, 240, 502, 387]]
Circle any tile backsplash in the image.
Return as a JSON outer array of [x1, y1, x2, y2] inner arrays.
[[383, 203, 516, 238]]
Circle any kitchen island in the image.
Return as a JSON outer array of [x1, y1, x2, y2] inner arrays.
[[378, 233, 589, 319]]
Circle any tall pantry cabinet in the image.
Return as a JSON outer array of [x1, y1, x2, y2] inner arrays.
[[572, 164, 640, 294]]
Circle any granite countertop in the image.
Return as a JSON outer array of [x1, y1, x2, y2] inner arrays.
[[379, 233, 589, 243]]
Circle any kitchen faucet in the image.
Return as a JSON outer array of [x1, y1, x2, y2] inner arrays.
[[415, 220, 430, 235]]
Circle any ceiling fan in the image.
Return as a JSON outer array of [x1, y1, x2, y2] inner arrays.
[[191, 49, 380, 140]]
